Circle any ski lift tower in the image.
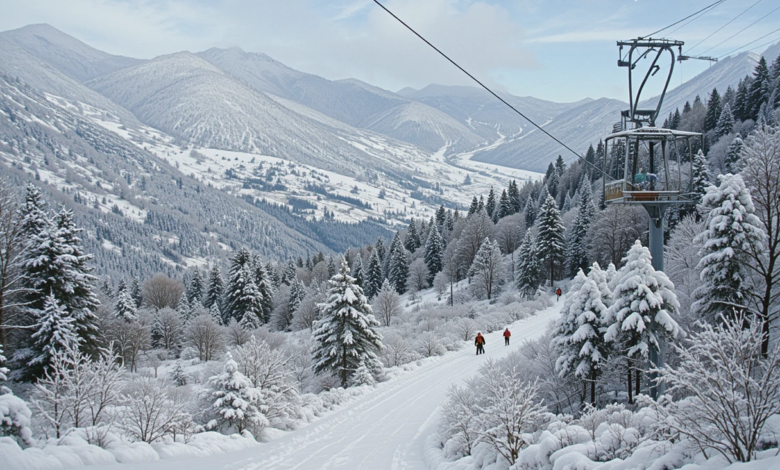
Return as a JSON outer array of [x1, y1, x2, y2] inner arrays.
[[602, 38, 703, 399]]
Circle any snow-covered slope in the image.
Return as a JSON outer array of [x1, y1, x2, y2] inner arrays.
[[467, 97, 625, 171], [87, 52, 402, 176], [0, 24, 142, 82], [78, 299, 562, 470]]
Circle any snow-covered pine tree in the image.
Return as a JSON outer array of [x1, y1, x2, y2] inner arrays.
[[553, 269, 588, 377], [516, 232, 542, 299], [205, 264, 224, 310], [130, 278, 143, 308], [485, 187, 496, 218], [115, 286, 137, 321], [693, 174, 766, 322], [289, 280, 306, 317], [29, 293, 79, 377], [468, 238, 505, 300], [389, 243, 409, 295], [352, 253, 365, 287], [50, 209, 101, 356], [171, 360, 187, 386], [603, 241, 681, 403], [715, 103, 734, 141], [209, 302, 223, 325], [312, 259, 383, 387], [252, 259, 274, 323], [265, 261, 281, 290], [209, 352, 262, 432], [424, 224, 444, 284], [282, 259, 297, 286], [537, 195, 566, 286], [239, 266, 264, 329], [18, 184, 48, 247], [523, 197, 536, 228], [468, 196, 479, 215], [724, 136, 744, 175], [365, 249, 383, 299], [497, 189, 512, 219], [383, 232, 402, 283], [186, 269, 204, 306], [565, 177, 595, 277], [0, 342, 9, 394], [404, 220, 421, 253], [224, 248, 252, 324], [176, 293, 192, 323], [326, 256, 337, 279]]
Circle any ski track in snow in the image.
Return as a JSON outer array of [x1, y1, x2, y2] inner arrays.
[[87, 301, 562, 470]]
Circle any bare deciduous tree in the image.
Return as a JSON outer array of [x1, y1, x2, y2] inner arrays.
[[588, 205, 647, 268], [407, 258, 429, 293], [0, 181, 28, 348], [142, 274, 184, 310], [186, 314, 223, 361], [121, 376, 190, 443], [371, 280, 402, 327]]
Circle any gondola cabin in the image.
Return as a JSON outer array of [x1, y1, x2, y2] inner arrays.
[[602, 127, 701, 206]]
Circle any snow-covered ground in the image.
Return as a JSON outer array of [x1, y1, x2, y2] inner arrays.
[[81, 300, 562, 470]]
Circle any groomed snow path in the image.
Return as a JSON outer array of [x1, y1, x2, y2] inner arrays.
[[95, 301, 561, 470]]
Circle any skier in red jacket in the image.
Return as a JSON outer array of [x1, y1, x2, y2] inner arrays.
[[503, 328, 511, 346], [556, 287, 562, 302], [475, 332, 486, 355]]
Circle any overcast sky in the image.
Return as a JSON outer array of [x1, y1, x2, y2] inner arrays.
[[1, 0, 778, 102]]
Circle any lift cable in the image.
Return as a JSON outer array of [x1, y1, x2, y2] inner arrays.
[[685, 0, 763, 54], [664, 0, 727, 38], [717, 26, 780, 59], [371, 0, 610, 179], [698, 4, 780, 55], [642, 0, 726, 39]]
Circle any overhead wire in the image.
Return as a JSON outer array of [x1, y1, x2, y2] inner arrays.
[[717, 26, 780, 59], [664, 0, 727, 37], [685, 0, 763, 54], [370, 0, 610, 179], [642, 0, 726, 39], [698, 4, 780, 55]]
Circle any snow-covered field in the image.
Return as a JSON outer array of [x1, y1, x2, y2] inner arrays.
[[59, 300, 561, 470]]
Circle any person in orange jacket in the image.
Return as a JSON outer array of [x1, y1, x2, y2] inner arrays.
[[503, 328, 511, 346], [475, 332, 485, 355], [556, 287, 562, 302]]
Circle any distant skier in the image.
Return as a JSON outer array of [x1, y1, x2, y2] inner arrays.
[[556, 287, 562, 302], [503, 328, 511, 346], [475, 332, 486, 355]]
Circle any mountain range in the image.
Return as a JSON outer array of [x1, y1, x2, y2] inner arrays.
[[0, 23, 777, 277]]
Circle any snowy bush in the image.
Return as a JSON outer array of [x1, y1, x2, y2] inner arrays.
[[0, 392, 33, 447], [120, 376, 191, 443], [652, 314, 780, 463]]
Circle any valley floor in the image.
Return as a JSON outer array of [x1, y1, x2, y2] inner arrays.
[[83, 300, 562, 470]]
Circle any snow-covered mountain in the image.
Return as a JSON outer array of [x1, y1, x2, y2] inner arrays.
[[198, 47, 485, 154], [0, 23, 142, 82]]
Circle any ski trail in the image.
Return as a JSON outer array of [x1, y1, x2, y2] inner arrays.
[[86, 300, 562, 470]]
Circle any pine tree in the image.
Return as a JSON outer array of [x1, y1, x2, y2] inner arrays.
[[209, 352, 263, 432], [693, 174, 766, 322], [748, 57, 770, 121], [312, 259, 383, 387], [252, 260, 273, 323], [289, 280, 306, 317], [468, 196, 479, 216], [186, 269, 204, 306], [497, 189, 512, 219], [523, 197, 536, 228], [733, 77, 750, 121], [704, 87, 721, 132], [52, 209, 101, 356], [537, 195, 566, 286], [352, 253, 365, 287], [28, 293, 80, 377], [555, 155, 566, 175], [508, 181, 522, 213], [690, 149, 711, 218], [403, 219, 421, 253], [553, 270, 588, 376], [224, 248, 253, 324], [485, 187, 496, 218], [130, 278, 143, 308], [435, 205, 447, 229], [283, 259, 297, 286], [115, 287, 137, 321], [18, 184, 48, 246], [176, 293, 192, 323], [389, 244, 409, 295], [604, 241, 681, 402], [365, 249, 383, 299], [565, 177, 595, 276], [424, 224, 444, 284], [171, 360, 187, 386], [205, 264, 224, 310], [209, 303, 223, 325], [516, 232, 542, 299], [237, 268, 264, 329], [327, 256, 337, 279], [467, 238, 505, 300], [725, 136, 744, 174], [714, 103, 734, 141]]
